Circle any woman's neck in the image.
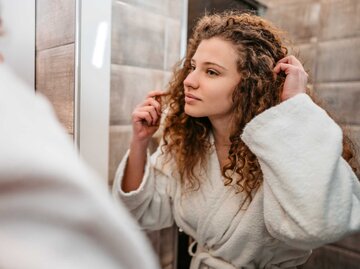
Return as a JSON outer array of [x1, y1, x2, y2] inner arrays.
[[209, 115, 232, 146], [211, 121, 232, 168]]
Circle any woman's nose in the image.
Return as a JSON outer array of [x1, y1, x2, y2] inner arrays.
[[183, 70, 199, 89]]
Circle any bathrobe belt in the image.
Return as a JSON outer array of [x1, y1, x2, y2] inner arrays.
[[188, 240, 236, 269]]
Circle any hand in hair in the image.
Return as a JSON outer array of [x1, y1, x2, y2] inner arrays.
[[122, 90, 165, 193], [131, 90, 164, 144], [274, 55, 308, 101]]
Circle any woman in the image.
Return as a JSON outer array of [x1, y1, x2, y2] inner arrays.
[[113, 11, 360, 269]]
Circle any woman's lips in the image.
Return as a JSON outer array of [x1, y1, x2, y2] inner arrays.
[[185, 93, 201, 104]]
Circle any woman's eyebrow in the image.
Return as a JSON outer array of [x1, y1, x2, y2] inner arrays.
[[191, 59, 228, 71]]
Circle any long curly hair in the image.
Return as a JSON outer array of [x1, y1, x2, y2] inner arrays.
[[161, 11, 359, 202]]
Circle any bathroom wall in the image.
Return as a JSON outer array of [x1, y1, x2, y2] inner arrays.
[[35, 0, 75, 136], [264, 0, 360, 150], [109, 1, 187, 268]]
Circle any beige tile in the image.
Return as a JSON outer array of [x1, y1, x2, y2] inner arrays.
[[319, 0, 360, 41], [334, 232, 360, 255], [164, 18, 182, 71], [114, 0, 186, 20], [111, 3, 165, 69], [147, 227, 176, 269], [314, 82, 360, 125], [167, 0, 184, 20], [289, 43, 317, 80], [298, 245, 360, 269], [264, 1, 321, 43], [114, 0, 168, 16], [162, 264, 173, 269], [36, 44, 75, 134], [110, 65, 166, 125], [147, 230, 161, 254], [265, 0, 318, 7], [108, 124, 160, 184], [163, 71, 174, 90], [108, 125, 132, 184], [159, 226, 176, 267], [36, 0, 75, 50], [316, 38, 360, 83]]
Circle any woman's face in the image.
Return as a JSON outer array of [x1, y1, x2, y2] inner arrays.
[[183, 37, 241, 122]]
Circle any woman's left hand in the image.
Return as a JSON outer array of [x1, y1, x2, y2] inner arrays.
[[274, 55, 308, 101]]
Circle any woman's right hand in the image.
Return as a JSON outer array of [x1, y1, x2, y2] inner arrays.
[[131, 90, 164, 144]]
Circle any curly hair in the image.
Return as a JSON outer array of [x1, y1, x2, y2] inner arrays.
[[161, 11, 359, 203]]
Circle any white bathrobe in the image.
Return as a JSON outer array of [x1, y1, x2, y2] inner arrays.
[[0, 64, 160, 269], [113, 94, 360, 269]]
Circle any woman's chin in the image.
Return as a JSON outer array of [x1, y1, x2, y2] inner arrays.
[[184, 108, 204, 118]]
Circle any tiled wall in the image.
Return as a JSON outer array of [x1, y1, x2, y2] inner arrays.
[[35, 0, 75, 136], [109, 1, 186, 268], [264, 0, 360, 147], [109, 0, 183, 179], [264, 0, 360, 268]]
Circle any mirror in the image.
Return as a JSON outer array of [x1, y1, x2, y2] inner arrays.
[[2, 1, 359, 269]]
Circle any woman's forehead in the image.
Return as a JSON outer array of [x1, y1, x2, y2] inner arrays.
[[193, 37, 239, 69]]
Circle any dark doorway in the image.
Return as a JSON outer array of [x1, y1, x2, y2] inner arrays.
[[187, 0, 267, 41]]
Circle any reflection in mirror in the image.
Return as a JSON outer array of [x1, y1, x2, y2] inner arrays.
[[109, 1, 358, 268]]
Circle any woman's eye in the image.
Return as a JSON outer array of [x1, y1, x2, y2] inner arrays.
[[190, 65, 196, 71], [207, 69, 219, 76]]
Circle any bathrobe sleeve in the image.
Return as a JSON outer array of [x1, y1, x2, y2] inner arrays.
[[112, 146, 175, 231], [241, 93, 360, 250]]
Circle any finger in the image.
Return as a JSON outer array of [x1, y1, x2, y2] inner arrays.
[[274, 63, 308, 82], [133, 111, 153, 126], [148, 92, 167, 106], [137, 99, 161, 116], [146, 125, 161, 133], [273, 63, 296, 74], [277, 55, 304, 70], [141, 105, 159, 125], [138, 105, 160, 125], [147, 90, 166, 98], [136, 98, 161, 116], [142, 98, 162, 114]]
